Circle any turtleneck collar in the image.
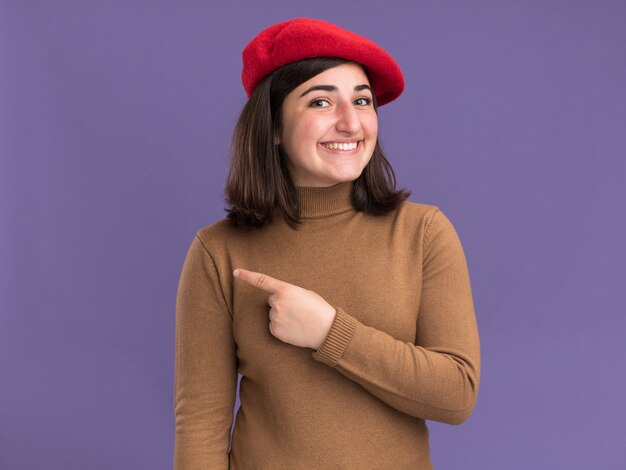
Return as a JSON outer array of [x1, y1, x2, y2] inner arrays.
[[295, 180, 355, 219]]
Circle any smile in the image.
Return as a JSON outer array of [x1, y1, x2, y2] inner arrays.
[[319, 141, 361, 151]]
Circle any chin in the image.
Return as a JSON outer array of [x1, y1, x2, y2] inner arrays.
[[329, 171, 364, 184]]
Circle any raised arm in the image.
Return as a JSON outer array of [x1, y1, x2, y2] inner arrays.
[[174, 235, 237, 469], [312, 209, 481, 425]]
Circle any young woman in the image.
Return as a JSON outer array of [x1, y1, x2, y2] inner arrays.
[[174, 18, 480, 469]]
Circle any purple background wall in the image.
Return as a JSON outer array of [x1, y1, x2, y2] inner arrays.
[[1, 1, 624, 468]]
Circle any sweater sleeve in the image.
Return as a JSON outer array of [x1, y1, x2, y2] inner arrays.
[[311, 209, 480, 425], [174, 235, 237, 469]]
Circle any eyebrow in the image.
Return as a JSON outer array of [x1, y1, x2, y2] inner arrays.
[[299, 84, 373, 97]]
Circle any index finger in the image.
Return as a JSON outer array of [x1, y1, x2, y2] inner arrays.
[[233, 268, 287, 293]]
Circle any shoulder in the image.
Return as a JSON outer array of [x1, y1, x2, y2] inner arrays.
[[393, 199, 441, 234], [399, 199, 440, 220], [193, 218, 241, 255], [193, 216, 270, 264], [196, 217, 236, 240], [401, 202, 469, 269], [177, 219, 232, 268], [394, 200, 466, 250]]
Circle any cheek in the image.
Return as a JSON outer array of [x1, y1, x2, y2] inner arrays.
[[363, 114, 379, 136], [301, 118, 327, 141], [282, 121, 316, 160], [287, 120, 326, 151]]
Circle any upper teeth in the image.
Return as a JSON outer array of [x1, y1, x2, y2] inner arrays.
[[321, 142, 358, 151]]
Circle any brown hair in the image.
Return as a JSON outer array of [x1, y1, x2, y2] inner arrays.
[[223, 57, 411, 230]]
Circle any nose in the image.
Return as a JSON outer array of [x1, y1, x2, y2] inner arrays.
[[335, 101, 361, 134]]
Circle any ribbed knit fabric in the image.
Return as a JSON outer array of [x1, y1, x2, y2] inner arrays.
[[174, 180, 480, 469]]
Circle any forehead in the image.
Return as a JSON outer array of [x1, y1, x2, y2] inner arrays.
[[296, 63, 371, 90]]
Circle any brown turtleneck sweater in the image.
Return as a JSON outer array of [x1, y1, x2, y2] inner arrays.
[[174, 180, 480, 469]]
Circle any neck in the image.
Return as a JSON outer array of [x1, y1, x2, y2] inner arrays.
[[295, 180, 355, 219]]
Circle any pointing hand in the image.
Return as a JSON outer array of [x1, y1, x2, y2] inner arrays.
[[233, 268, 336, 350]]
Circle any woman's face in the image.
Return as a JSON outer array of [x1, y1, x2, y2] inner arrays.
[[277, 63, 378, 187]]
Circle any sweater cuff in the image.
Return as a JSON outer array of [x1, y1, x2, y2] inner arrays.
[[312, 306, 358, 367]]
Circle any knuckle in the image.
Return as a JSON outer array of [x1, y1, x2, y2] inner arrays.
[[255, 274, 266, 288]]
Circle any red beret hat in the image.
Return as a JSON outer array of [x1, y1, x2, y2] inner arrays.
[[241, 17, 404, 106]]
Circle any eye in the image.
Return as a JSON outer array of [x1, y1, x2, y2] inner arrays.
[[355, 97, 373, 106], [310, 99, 330, 108]]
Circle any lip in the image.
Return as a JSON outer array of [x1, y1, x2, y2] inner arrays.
[[318, 140, 362, 154]]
